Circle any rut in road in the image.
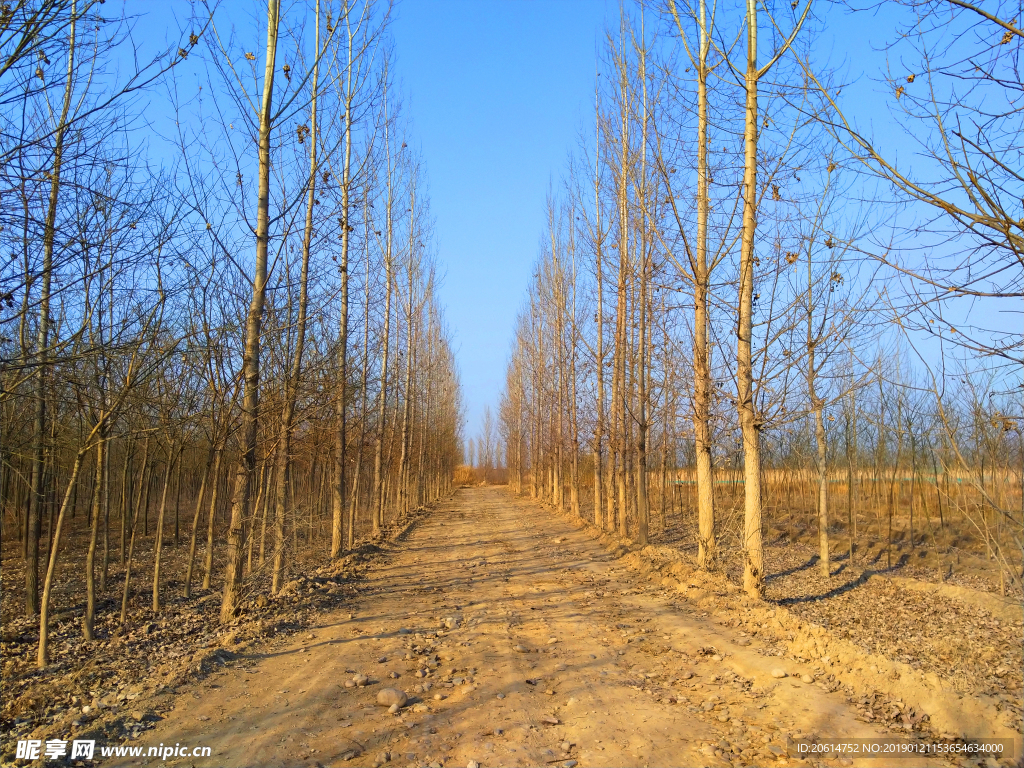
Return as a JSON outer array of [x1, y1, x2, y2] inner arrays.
[[119, 487, 939, 768]]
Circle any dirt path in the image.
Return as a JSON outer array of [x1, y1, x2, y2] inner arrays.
[[116, 487, 945, 768]]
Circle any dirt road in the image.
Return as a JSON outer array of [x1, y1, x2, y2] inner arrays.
[[118, 487, 942, 768]]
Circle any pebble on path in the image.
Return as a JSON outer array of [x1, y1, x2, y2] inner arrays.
[[376, 688, 408, 708]]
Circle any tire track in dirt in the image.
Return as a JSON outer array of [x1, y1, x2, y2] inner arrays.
[[114, 487, 944, 768]]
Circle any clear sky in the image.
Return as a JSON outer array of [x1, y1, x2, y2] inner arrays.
[[390, 0, 618, 441]]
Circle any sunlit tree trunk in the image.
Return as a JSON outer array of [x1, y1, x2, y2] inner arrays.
[[221, 0, 279, 622], [846, 380, 857, 563], [397, 182, 417, 520], [99, 429, 110, 590], [614, 108, 629, 538], [118, 441, 133, 566], [807, 250, 829, 576], [372, 75, 395, 538], [349, 197, 373, 544], [592, 87, 606, 530], [737, 0, 809, 595], [736, 0, 765, 596], [634, 27, 650, 546], [332, 5, 360, 558], [567, 219, 581, 520], [613, 27, 633, 540], [694, 0, 718, 570], [275, 0, 319, 583]]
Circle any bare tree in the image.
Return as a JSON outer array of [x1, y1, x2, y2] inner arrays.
[[220, 0, 281, 622]]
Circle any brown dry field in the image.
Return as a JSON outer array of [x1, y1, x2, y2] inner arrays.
[[651, 500, 1023, 708], [4, 486, 1021, 768]]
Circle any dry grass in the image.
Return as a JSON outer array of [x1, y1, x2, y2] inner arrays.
[[657, 469, 1023, 587], [452, 465, 479, 485]]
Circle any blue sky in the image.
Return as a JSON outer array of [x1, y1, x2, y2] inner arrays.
[[390, 0, 618, 440]]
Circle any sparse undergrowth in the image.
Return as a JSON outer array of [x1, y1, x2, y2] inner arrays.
[[0, 504, 434, 765], [654, 508, 1023, 712]]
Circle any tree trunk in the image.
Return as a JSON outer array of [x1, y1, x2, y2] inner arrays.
[[83, 432, 104, 640], [371, 73, 397, 538], [184, 445, 213, 599], [808, 246, 829, 576], [26, 0, 77, 617], [813, 398, 829, 576], [119, 440, 133, 566], [592, 115, 605, 528], [738, 0, 764, 597], [349, 203, 373, 546], [221, 0, 279, 623], [100, 433, 110, 591], [397, 188, 417, 522], [274, 0, 319, 585], [634, 35, 650, 547], [846, 395, 856, 564], [693, 0, 717, 570], [247, 462, 266, 575], [153, 448, 180, 612], [120, 461, 147, 625], [202, 446, 223, 591], [38, 448, 89, 667], [614, 49, 629, 540]]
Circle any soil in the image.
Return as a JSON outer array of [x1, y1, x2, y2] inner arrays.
[[655, 518, 1023, 715], [0, 512, 400, 764], [7, 485, 1011, 768]]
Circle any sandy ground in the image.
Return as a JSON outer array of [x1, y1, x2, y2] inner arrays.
[[110, 487, 948, 768]]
